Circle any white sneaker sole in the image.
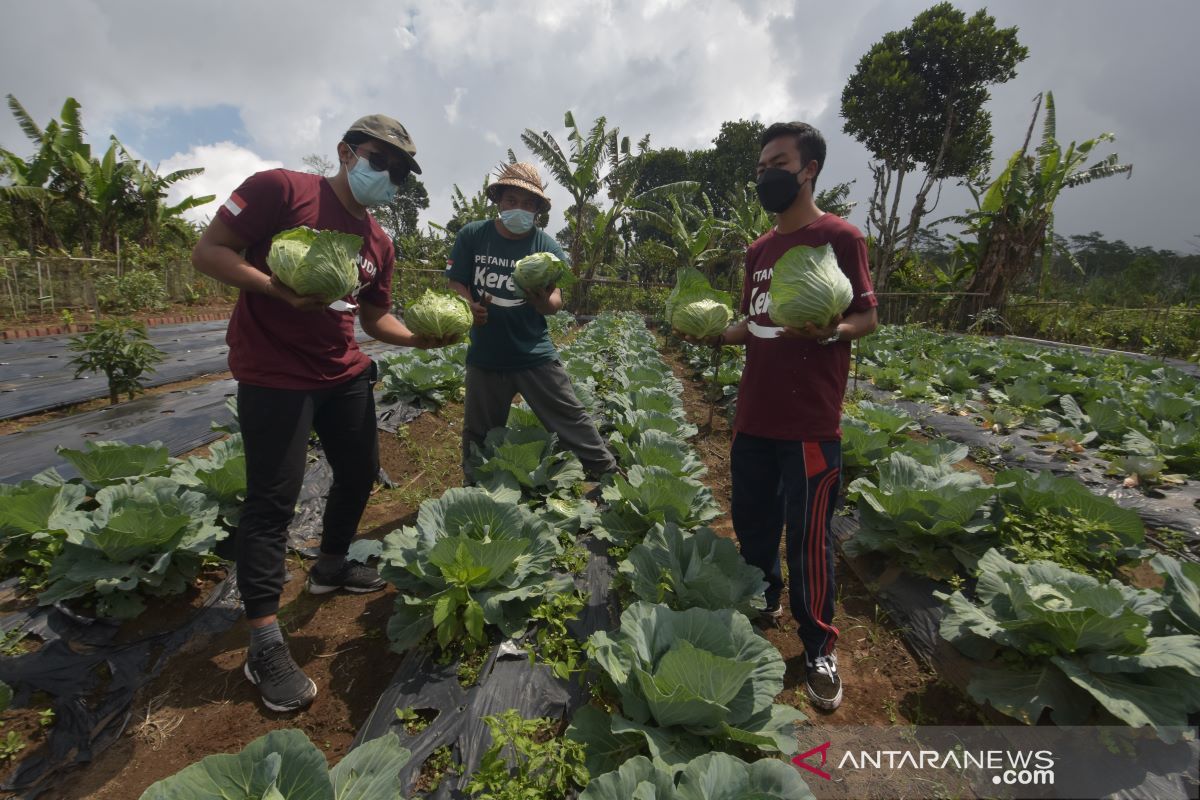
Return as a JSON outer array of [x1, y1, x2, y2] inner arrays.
[[243, 662, 318, 712], [806, 681, 843, 711]]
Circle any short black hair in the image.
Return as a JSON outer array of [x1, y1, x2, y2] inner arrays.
[[760, 122, 826, 189], [342, 130, 373, 147]]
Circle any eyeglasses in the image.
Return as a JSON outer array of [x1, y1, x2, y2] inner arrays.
[[349, 145, 409, 186]]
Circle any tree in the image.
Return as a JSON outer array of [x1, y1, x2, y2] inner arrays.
[[953, 91, 1132, 319], [693, 119, 765, 219], [374, 177, 430, 241], [301, 153, 335, 176], [841, 3, 1027, 291]]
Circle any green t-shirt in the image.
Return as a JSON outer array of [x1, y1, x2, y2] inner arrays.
[[446, 219, 568, 370]]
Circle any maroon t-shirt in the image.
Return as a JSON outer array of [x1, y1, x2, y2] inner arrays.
[[216, 169, 394, 390], [732, 214, 876, 441]]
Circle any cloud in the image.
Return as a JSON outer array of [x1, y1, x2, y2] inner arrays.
[[443, 88, 467, 125], [157, 142, 283, 224], [0, 0, 1196, 248]]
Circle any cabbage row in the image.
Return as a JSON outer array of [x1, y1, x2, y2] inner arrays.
[[839, 396, 1200, 737], [858, 325, 1200, 483], [373, 313, 814, 797]]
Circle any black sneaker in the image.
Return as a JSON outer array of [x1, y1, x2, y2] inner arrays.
[[244, 641, 317, 712], [306, 559, 386, 595], [805, 652, 843, 710]]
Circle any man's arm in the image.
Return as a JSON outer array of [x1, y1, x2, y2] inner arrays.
[[359, 302, 454, 349], [525, 285, 562, 316], [191, 216, 326, 312]]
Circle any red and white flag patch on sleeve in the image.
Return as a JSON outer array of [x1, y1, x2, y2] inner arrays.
[[222, 193, 246, 217]]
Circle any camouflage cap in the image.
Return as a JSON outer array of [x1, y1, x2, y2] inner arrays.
[[346, 114, 422, 174]]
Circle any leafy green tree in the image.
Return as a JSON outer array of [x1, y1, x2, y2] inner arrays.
[[67, 318, 165, 405], [954, 91, 1132, 317], [375, 176, 430, 241], [841, 3, 1027, 290], [693, 119, 765, 218]]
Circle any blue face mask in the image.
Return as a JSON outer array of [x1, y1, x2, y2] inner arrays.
[[347, 152, 398, 207], [499, 208, 536, 234]]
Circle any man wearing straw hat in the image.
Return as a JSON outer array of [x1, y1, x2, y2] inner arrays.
[[446, 161, 618, 483]]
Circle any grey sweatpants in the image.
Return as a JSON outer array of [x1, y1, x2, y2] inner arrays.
[[463, 360, 618, 481]]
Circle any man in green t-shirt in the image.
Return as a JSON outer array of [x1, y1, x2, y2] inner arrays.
[[446, 162, 617, 483]]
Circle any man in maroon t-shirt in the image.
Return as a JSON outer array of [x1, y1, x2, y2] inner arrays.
[[192, 114, 452, 712], [697, 122, 877, 711]]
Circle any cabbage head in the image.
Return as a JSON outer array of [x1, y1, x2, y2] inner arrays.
[[405, 290, 472, 338], [513, 251, 576, 297], [665, 268, 733, 338], [766, 244, 852, 329], [266, 226, 363, 303]]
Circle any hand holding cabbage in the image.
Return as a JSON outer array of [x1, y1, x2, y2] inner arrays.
[[512, 251, 576, 299], [266, 226, 363, 306], [665, 267, 734, 344], [766, 244, 852, 335]]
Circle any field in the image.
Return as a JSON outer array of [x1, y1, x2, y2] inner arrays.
[[0, 313, 1197, 799]]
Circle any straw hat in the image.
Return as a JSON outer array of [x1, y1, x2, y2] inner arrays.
[[485, 162, 551, 211]]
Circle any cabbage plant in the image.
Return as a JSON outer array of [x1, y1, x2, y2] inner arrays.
[[381, 488, 570, 653], [581, 752, 815, 800], [593, 466, 719, 551], [620, 524, 767, 615], [766, 244, 852, 329], [267, 226, 362, 303], [937, 549, 1200, 737], [404, 289, 472, 338], [139, 729, 411, 800], [665, 268, 733, 339], [468, 424, 585, 503], [513, 251, 576, 297], [37, 477, 227, 619], [567, 602, 804, 775]]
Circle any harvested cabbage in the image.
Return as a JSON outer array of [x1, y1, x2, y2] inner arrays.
[[767, 244, 853, 329], [512, 251, 576, 298], [267, 226, 362, 303], [665, 267, 733, 338], [405, 290, 472, 338]]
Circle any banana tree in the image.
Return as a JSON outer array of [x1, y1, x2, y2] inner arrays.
[[955, 91, 1132, 320], [0, 95, 67, 250]]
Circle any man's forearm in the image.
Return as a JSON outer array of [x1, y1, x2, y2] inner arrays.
[[193, 242, 275, 296], [361, 313, 418, 347], [833, 309, 878, 341], [719, 318, 750, 346]]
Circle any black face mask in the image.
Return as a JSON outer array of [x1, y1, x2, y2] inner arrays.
[[756, 167, 806, 213]]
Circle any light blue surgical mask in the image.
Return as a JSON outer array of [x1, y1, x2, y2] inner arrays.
[[499, 208, 536, 234], [347, 150, 398, 207]]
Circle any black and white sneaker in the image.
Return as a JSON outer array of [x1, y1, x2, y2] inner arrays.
[[244, 641, 318, 712], [805, 652, 843, 710], [306, 560, 386, 595]]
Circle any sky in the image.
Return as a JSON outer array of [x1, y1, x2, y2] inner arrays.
[[2, 0, 1197, 252]]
